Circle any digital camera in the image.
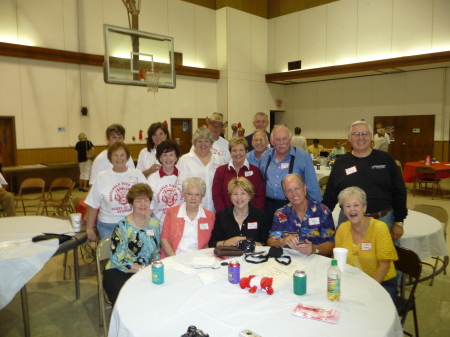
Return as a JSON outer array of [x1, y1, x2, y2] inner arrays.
[[181, 325, 209, 337], [238, 238, 256, 254]]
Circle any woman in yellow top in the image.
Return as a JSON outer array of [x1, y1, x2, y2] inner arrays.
[[335, 186, 398, 302]]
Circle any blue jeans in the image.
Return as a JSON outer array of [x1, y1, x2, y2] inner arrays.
[[97, 221, 118, 239]]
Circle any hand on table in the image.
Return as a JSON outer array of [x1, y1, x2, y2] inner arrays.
[[225, 236, 246, 246], [279, 236, 300, 250], [296, 239, 314, 255]]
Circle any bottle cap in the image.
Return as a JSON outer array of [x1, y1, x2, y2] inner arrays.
[[331, 259, 338, 266]]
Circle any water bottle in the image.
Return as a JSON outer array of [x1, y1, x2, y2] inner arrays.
[[327, 259, 341, 302]]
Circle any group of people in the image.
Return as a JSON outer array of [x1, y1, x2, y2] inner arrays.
[[80, 113, 406, 305]]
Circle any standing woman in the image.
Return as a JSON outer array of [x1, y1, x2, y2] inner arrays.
[[103, 183, 160, 305], [212, 137, 265, 213], [148, 139, 184, 227], [75, 133, 94, 192], [137, 122, 169, 178], [177, 126, 224, 213], [85, 142, 147, 241]]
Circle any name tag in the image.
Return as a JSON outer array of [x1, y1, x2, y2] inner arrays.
[[245, 171, 253, 177], [146, 229, 155, 237], [281, 163, 289, 169], [345, 166, 357, 175], [129, 177, 138, 184], [361, 242, 372, 251], [308, 217, 320, 226], [199, 223, 209, 230], [247, 222, 258, 229]]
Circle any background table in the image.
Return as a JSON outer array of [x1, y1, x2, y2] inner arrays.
[[109, 248, 402, 337], [402, 161, 450, 183], [316, 166, 331, 181]]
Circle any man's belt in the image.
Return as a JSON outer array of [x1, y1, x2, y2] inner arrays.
[[266, 197, 288, 203], [365, 208, 392, 219]]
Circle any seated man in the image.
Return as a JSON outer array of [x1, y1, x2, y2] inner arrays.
[[267, 174, 334, 256], [307, 139, 324, 157], [0, 173, 15, 216], [329, 141, 346, 156]]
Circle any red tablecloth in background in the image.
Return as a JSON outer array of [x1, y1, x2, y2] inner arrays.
[[76, 198, 87, 218], [403, 161, 450, 183]]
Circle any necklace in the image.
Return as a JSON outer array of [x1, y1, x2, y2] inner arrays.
[[233, 207, 249, 219], [133, 215, 148, 229]]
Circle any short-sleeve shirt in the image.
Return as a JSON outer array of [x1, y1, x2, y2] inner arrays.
[[268, 199, 335, 246], [335, 218, 398, 281]]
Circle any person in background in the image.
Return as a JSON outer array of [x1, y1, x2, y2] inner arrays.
[[260, 125, 322, 224], [137, 122, 169, 178], [291, 127, 307, 151], [148, 139, 183, 227], [374, 123, 391, 144], [212, 137, 264, 213], [178, 126, 224, 213], [245, 112, 270, 152], [237, 127, 245, 138], [103, 183, 160, 305], [336, 186, 398, 302], [206, 113, 231, 163], [89, 124, 135, 186], [373, 128, 389, 152], [267, 174, 335, 256], [231, 123, 239, 138], [209, 177, 269, 247], [322, 120, 407, 241], [307, 138, 324, 157], [246, 130, 269, 167], [329, 141, 346, 156], [0, 172, 15, 216], [160, 177, 214, 258], [75, 133, 94, 192], [85, 142, 147, 241]]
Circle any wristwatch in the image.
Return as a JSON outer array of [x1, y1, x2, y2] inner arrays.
[[138, 267, 143, 271], [315, 247, 320, 254], [394, 222, 404, 228]]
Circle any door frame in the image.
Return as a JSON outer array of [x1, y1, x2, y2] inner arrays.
[[0, 116, 17, 167]]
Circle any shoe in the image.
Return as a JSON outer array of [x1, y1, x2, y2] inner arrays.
[[78, 188, 83, 191]]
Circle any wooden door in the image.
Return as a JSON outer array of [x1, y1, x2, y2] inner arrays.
[[0, 117, 17, 167], [374, 115, 435, 165], [170, 119, 192, 155]]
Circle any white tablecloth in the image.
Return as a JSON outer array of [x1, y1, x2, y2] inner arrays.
[[316, 166, 331, 181], [109, 248, 402, 337], [331, 208, 448, 261], [0, 216, 73, 310]]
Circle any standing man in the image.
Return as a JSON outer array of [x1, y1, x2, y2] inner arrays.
[[245, 112, 270, 152], [322, 120, 407, 240], [246, 130, 269, 167], [206, 113, 231, 163], [291, 127, 307, 151], [373, 128, 389, 152], [259, 125, 322, 224]]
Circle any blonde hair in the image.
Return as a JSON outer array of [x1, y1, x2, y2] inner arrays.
[[228, 137, 248, 151], [227, 177, 255, 199]]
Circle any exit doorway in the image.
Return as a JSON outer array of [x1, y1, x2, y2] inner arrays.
[[170, 119, 192, 155]]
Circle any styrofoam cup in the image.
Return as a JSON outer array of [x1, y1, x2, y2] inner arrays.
[[70, 213, 82, 232], [333, 248, 348, 272]]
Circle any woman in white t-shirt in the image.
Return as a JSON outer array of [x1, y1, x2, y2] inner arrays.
[[85, 142, 147, 241], [148, 139, 184, 227], [137, 122, 169, 178], [177, 126, 224, 213]]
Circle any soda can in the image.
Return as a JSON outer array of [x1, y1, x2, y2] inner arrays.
[[152, 260, 164, 284], [316, 164, 320, 170], [293, 270, 307, 295], [228, 260, 240, 284]]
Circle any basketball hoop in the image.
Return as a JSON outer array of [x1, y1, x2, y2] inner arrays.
[[140, 66, 162, 94]]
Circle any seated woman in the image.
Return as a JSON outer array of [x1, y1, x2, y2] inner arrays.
[[161, 177, 215, 258], [103, 183, 160, 305], [209, 177, 269, 247], [212, 137, 265, 213], [335, 186, 398, 302]]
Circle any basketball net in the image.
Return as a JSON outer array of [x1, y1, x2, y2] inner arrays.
[[140, 66, 162, 94]]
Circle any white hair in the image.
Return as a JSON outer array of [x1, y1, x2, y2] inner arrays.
[[348, 120, 373, 135]]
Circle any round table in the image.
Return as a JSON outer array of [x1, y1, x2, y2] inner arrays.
[[108, 248, 402, 337], [402, 161, 450, 183], [316, 166, 332, 181]]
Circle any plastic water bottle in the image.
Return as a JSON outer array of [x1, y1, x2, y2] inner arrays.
[[327, 259, 341, 301]]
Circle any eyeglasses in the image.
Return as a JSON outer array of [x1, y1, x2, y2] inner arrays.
[[186, 192, 202, 198], [351, 132, 370, 138]]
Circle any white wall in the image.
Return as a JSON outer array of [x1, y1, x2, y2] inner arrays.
[[0, 0, 218, 149]]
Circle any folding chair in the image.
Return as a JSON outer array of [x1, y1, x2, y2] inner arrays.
[[97, 237, 113, 337], [409, 204, 448, 286], [318, 175, 329, 195], [394, 246, 422, 337], [14, 178, 45, 215], [41, 182, 76, 216], [413, 166, 442, 199]]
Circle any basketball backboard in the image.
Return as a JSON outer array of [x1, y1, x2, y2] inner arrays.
[[103, 24, 176, 89]]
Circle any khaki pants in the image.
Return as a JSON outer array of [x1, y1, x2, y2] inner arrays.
[[0, 190, 16, 216]]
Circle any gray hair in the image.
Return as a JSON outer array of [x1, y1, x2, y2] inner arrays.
[[281, 173, 305, 191], [270, 124, 292, 140], [252, 129, 268, 141], [182, 177, 207, 197], [348, 120, 373, 136], [254, 112, 268, 119], [338, 186, 367, 207], [192, 125, 215, 144]]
